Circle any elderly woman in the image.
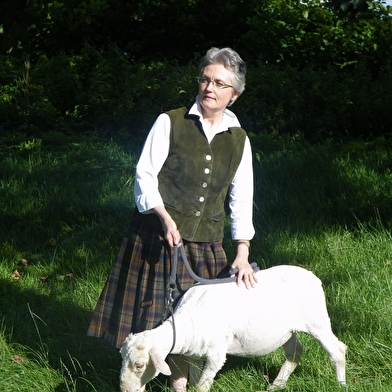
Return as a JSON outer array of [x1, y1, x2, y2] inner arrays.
[[87, 47, 256, 391]]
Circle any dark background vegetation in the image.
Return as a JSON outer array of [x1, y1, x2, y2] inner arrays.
[[0, 0, 391, 143]]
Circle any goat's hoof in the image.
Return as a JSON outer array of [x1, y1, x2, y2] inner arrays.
[[266, 384, 285, 391]]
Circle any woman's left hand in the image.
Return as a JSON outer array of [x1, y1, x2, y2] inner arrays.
[[231, 243, 258, 289]]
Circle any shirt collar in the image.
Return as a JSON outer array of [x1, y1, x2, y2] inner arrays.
[[189, 96, 242, 133]]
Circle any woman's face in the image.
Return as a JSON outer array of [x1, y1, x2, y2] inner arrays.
[[198, 63, 239, 117]]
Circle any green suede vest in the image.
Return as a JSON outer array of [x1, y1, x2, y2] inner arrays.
[[139, 107, 246, 242]]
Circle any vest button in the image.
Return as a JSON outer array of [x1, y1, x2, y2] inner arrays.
[[198, 196, 205, 202], [195, 211, 201, 217], [202, 182, 208, 188], [205, 155, 212, 161], [204, 168, 210, 174]]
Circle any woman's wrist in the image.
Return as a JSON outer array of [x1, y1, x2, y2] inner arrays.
[[234, 240, 250, 248], [235, 240, 251, 256]]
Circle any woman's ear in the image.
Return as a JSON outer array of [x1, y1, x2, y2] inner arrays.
[[231, 91, 240, 103], [228, 91, 240, 106]]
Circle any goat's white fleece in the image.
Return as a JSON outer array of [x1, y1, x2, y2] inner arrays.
[[120, 265, 347, 392]]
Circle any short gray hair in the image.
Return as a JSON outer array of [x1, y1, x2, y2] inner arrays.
[[199, 47, 247, 96]]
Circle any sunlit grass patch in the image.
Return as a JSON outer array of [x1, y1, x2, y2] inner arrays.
[[2, 134, 392, 391]]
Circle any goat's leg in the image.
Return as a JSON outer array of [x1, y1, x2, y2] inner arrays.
[[196, 354, 226, 392], [168, 355, 189, 392], [267, 333, 302, 390], [305, 288, 347, 385], [313, 330, 347, 385], [333, 340, 347, 385]]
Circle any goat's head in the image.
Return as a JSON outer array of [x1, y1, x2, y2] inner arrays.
[[119, 333, 171, 392]]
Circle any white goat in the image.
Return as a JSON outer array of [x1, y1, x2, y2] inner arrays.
[[119, 265, 347, 392]]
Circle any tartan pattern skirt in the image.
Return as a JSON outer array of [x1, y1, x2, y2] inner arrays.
[[87, 219, 228, 348]]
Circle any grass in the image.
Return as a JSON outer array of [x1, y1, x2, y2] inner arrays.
[[1, 131, 392, 391]]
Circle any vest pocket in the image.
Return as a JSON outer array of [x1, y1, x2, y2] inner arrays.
[[211, 211, 224, 222]]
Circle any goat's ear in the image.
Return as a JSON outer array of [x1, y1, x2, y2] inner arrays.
[[150, 351, 171, 375]]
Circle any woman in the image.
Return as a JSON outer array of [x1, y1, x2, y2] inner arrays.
[[87, 47, 257, 391]]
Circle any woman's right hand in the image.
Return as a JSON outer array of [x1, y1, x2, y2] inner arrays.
[[153, 206, 182, 247]]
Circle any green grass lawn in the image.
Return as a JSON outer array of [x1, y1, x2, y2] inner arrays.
[[1, 132, 392, 391]]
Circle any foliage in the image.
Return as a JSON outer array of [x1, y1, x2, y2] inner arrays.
[[1, 0, 391, 68], [237, 62, 392, 140], [239, 0, 392, 71], [0, 0, 391, 141], [0, 46, 197, 137], [328, 0, 369, 20], [1, 47, 391, 141]]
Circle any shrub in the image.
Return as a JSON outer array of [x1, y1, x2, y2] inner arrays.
[[1, 46, 391, 142]]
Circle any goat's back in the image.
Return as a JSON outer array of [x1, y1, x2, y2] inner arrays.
[[176, 265, 323, 311], [173, 265, 330, 356]]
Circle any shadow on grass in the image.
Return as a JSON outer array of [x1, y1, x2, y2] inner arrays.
[[248, 139, 392, 278], [253, 140, 392, 242], [0, 278, 121, 392], [0, 135, 136, 261]]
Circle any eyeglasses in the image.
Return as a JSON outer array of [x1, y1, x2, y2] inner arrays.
[[197, 77, 233, 90]]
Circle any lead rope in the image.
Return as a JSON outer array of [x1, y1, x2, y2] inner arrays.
[[161, 242, 179, 353], [162, 240, 260, 353], [176, 239, 259, 285], [162, 239, 259, 323]]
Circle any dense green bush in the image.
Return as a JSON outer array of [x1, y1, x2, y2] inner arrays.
[[1, 0, 391, 141], [237, 62, 392, 140], [1, 43, 391, 141], [0, 46, 197, 137]]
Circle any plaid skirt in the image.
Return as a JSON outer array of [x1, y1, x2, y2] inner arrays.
[[87, 218, 228, 348]]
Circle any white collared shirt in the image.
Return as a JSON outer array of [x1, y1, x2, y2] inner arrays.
[[134, 98, 255, 240]]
